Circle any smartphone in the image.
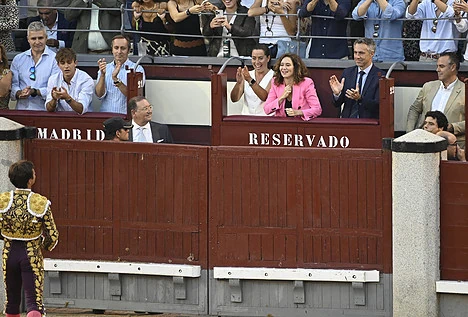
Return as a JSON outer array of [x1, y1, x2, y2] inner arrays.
[[215, 9, 224, 17], [201, 0, 209, 5], [271, 1, 280, 5]]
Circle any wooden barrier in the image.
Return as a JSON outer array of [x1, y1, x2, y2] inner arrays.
[[440, 160, 468, 281], [209, 146, 392, 272], [24, 139, 208, 267], [24, 138, 392, 273], [210, 74, 395, 148]]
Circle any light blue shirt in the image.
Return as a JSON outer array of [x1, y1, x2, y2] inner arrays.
[[96, 59, 146, 114], [11, 46, 60, 111], [353, 0, 406, 62], [45, 68, 94, 114], [406, 0, 458, 54]]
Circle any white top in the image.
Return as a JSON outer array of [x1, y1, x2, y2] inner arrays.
[[259, 0, 290, 44], [45, 68, 94, 114], [132, 121, 153, 143], [88, 3, 110, 50], [432, 79, 457, 113], [405, 0, 458, 54], [454, 18, 468, 60], [242, 69, 274, 115]]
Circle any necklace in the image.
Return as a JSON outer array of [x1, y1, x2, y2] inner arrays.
[[264, 14, 275, 36]]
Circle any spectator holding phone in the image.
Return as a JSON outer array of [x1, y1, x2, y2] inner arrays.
[[202, 0, 256, 56], [248, 0, 298, 57], [45, 48, 94, 114]]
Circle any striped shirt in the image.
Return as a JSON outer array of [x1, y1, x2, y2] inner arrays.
[[96, 59, 146, 114]]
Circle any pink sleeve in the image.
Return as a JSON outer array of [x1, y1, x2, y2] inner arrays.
[[300, 78, 322, 121], [263, 80, 281, 115]]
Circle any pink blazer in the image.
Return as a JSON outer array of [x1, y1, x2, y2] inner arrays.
[[263, 77, 322, 121]]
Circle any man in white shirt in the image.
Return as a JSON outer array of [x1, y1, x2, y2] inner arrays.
[[128, 96, 173, 144], [407, 52, 465, 147], [63, 0, 122, 54], [45, 48, 94, 114]]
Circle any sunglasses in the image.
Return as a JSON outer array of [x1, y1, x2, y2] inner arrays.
[[29, 66, 36, 81], [431, 19, 438, 33], [373, 24, 380, 38]]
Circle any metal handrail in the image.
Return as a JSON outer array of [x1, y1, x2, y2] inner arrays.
[[386, 61, 407, 78], [217, 56, 246, 74]]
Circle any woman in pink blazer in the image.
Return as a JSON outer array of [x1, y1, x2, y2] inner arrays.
[[263, 53, 322, 120]]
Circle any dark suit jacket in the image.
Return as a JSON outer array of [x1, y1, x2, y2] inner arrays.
[[62, 0, 123, 54], [129, 121, 174, 144], [202, 5, 257, 57], [24, 12, 77, 51], [333, 64, 383, 119]]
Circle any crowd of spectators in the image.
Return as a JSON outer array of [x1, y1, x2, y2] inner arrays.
[[4, 0, 468, 60]]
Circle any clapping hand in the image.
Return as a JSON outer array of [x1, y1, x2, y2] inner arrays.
[[345, 83, 361, 101], [281, 84, 292, 100], [97, 58, 107, 74], [329, 75, 344, 95], [235, 67, 245, 84]]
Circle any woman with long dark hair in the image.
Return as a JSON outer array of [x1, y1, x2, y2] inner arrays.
[[263, 53, 321, 120]]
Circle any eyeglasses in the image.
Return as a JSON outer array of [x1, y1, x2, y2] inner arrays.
[[29, 66, 36, 81], [138, 105, 153, 112], [448, 141, 457, 147], [373, 24, 380, 38], [431, 19, 438, 33]]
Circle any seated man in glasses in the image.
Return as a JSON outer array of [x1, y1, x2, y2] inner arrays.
[[406, 52, 465, 148], [11, 21, 60, 111], [352, 0, 405, 62], [103, 117, 133, 141], [45, 48, 94, 114], [437, 131, 466, 161], [128, 96, 173, 143], [406, 0, 459, 61]]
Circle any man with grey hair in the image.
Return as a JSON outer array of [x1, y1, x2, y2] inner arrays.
[[329, 38, 383, 119], [11, 21, 60, 110]]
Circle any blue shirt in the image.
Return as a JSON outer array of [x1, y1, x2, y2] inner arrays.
[[299, 0, 350, 59], [11, 47, 60, 111], [96, 59, 146, 114], [406, 0, 458, 54], [352, 0, 406, 62]]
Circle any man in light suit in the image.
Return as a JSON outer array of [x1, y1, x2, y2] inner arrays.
[[406, 52, 465, 148], [128, 96, 173, 144], [329, 37, 383, 119]]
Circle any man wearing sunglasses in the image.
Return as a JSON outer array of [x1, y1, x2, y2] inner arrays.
[[11, 21, 60, 111]]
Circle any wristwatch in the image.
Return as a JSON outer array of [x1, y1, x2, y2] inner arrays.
[[113, 79, 122, 86], [30, 88, 37, 97], [186, 8, 191, 15], [249, 78, 256, 86], [65, 98, 72, 104]]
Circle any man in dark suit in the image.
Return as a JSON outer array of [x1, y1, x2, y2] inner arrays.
[[24, 0, 76, 51], [128, 96, 174, 144], [329, 37, 383, 119]]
